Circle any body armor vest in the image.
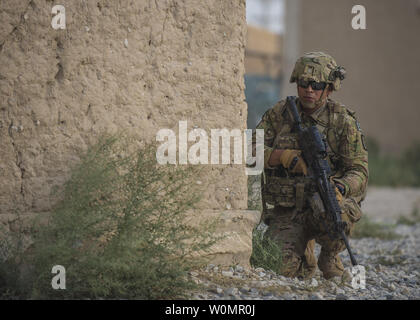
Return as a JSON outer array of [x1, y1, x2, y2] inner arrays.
[[262, 98, 352, 209]]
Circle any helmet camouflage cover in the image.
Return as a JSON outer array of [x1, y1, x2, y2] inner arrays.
[[290, 52, 346, 91]]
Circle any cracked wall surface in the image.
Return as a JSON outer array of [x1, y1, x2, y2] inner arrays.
[[0, 0, 249, 232]]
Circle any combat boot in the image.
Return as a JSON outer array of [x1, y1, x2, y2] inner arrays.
[[318, 250, 344, 280], [297, 239, 317, 279]]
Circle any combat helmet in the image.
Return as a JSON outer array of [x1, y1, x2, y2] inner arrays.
[[290, 52, 346, 91]]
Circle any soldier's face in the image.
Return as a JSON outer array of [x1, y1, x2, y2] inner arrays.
[[297, 82, 331, 109]]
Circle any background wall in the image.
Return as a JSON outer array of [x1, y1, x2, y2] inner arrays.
[[0, 0, 249, 228], [245, 25, 283, 128], [283, 0, 420, 153]]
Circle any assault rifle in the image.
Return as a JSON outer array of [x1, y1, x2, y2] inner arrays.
[[286, 96, 358, 266]]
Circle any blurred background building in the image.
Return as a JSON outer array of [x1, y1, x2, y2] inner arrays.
[[245, 0, 420, 155], [245, 0, 284, 129]]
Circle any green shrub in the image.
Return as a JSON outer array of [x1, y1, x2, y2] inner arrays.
[[402, 141, 420, 185], [0, 216, 33, 299], [1, 134, 218, 299], [367, 138, 420, 187], [247, 175, 262, 211], [396, 207, 420, 226], [250, 226, 283, 274], [352, 216, 400, 240]]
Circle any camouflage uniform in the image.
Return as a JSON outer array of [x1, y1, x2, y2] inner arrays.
[[255, 52, 369, 279]]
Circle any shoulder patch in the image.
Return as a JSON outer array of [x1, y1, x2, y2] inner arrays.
[[361, 134, 368, 150]]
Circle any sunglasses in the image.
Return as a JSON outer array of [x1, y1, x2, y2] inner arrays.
[[298, 79, 328, 91]]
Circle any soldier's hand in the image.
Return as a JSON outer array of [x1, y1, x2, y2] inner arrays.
[[334, 185, 343, 203], [277, 149, 308, 175]]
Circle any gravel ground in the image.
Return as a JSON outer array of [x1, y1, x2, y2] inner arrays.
[[188, 187, 420, 300]]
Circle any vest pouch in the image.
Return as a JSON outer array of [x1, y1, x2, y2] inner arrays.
[[273, 133, 300, 150], [264, 176, 298, 208]]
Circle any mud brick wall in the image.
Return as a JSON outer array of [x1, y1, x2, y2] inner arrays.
[[0, 0, 249, 232]]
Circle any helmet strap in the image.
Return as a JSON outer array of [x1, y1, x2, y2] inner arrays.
[[315, 87, 327, 108], [302, 87, 328, 114]]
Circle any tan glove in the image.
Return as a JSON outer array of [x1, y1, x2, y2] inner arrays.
[[279, 149, 308, 175], [334, 181, 346, 203], [335, 186, 343, 203]]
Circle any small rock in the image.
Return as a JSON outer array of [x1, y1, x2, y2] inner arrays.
[[388, 283, 396, 291], [206, 264, 215, 271], [225, 288, 239, 296], [276, 280, 289, 286], [221, 271, 234, 277], [278, 275, 288, 281], [250, 288, 259, 295], [239, 286, 250, 293], [335, 287, 345, 295], [189, 271, 198, 277], [235, 265, 244, 273], [124, 39, 128, 48], [310, 293, 323, 300], [209, 287, 223, 295], [336, 293, 348, 300], [407, 279, 417, 286], [259, 281, 269, 287], [401, 288, 410, 295], [330, 276, 342, 284], [309, 278, 318, 287]]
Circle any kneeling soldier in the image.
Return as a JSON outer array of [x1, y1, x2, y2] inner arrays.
[[254, 52, 368, 279]]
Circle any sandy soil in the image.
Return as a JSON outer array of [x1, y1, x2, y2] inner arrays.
[[362, 187, 420, 223]]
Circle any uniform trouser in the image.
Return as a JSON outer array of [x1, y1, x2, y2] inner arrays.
[[262, 198, 362, 279]]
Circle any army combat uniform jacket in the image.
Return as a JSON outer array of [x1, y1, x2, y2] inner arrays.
[[256, 96, 368, 223]]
